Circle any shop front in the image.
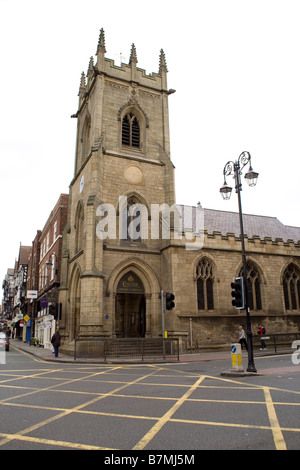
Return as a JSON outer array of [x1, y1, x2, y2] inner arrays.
[[35, 289, 58, 349], [35, 314, 56, 349], [12, 314, 24, 340]]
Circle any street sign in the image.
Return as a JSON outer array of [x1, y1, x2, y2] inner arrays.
[[24, 315, 30, 323], [47, 291, 57, 302], [40, 298, 48, 308], [27, 291, 38, 299]]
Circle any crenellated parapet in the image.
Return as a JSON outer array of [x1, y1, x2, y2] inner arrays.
[[203, 230, 300, 256]]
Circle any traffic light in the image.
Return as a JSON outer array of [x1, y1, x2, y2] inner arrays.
[[166, 292, 175, 310], [231, 277, 244, 309]]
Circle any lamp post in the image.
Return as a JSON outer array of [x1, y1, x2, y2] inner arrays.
[[220, 151, 258, 373]]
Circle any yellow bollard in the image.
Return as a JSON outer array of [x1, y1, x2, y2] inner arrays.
[[231, 343, 243, 372]]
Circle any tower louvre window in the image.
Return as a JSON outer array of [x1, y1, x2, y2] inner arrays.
[[131, 117, 140, 147], [122, 113, 140, 148], [122, 115, 130, 146]]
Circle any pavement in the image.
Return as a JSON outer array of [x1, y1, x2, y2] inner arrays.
[[9, 338, 291, 366], [10, 338, 231, 363]]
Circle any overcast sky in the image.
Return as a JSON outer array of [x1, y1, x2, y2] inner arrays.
[[1, 0, 300, 296]]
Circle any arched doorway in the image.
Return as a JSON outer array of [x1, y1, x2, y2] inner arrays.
[[115, 271, 146, 337]]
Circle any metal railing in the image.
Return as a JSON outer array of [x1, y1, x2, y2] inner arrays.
[[253, 332, 300, 353], [74, 337, 179, 362]]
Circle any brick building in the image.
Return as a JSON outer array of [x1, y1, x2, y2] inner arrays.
[[35, 194, 68, 348], [2, 268, 14, 323], [58, 29, 300, 353], [25, 230, 41, 342], [12, 244, 31, 339]]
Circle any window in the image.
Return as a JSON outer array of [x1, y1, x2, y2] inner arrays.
[[240, 261, 262, 311], [50, 253, 55, 281], [121, 199, 142, 242], [196, 258, 214, 310], [122, 113, 140, 148], [81, 116, 91, 161], [75, 202, 84, 252], [283, 264, 300, 310], [119, 197, 149, 243], [40, 266, 45, 289]]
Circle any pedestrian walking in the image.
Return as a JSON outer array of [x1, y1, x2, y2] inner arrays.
[[51, 329, 61, 358], [257, 325, 267, 350], [238, 326, 248, 350]]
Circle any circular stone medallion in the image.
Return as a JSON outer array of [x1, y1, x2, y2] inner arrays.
[[124, 165, 143, 184]]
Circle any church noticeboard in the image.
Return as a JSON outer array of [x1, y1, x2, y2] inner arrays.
[[117, 272, 144, 294]]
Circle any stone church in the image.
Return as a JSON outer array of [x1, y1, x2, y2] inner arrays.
[[59, 28, 300, 352]]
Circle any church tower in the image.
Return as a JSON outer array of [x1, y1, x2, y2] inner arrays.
[[59, 29, 177, 343]]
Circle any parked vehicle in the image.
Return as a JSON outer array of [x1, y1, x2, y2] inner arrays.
[[0, 332, 9, 351]]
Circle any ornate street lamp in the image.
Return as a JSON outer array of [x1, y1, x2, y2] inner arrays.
[[220, 151, 259, 373], [219, 180, 233, 200], [244, 166, 259, 187]]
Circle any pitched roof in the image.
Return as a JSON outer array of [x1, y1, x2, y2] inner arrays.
[[177, 205, 300, 243], [18, 245, 31, 265]]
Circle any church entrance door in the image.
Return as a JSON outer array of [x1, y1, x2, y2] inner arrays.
[[115, 272, 146, 338]]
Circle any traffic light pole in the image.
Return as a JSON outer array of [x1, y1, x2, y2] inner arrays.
[[234, 165, 257, 373]]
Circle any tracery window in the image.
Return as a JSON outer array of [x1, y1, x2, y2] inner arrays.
[[122, 113, 140, 148], [240, 261, 262, 311], [283, 264, 300, 310], [127, 199, 141, 242], [120, 198, 146, 243], [196, 258, 214, 311]]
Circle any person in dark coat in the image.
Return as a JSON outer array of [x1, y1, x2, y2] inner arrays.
[[51, 329, 61, 358], [257, 325, 267, 351]]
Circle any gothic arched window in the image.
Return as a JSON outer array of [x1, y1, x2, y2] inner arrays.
[[81, 116, 91, 161], [127, 199, 141, 242], [119, 198, 148, 243], [283, 264, 300, 310], [122, 113, 140, 148], [75, 202, 84, 253], [196, 258, 214, 311], [240, 261, 262, 311]]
